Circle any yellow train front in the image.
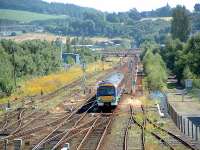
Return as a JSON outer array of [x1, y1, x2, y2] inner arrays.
[[96, 72, 124, 107]]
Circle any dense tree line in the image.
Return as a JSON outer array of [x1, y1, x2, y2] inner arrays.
[[0, 40, 61, 95], [141, 5, 200, 90], [161, 33, 200, 87], [142, 44, 167, 91], [33, 18, 169, 46], [160, 5, 200, 88], [0, 38, 101, 96]]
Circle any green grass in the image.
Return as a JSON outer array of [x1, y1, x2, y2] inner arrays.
[[188, 88, 200, 101], [0, 9, 66, 22], [0, 97, 8, 105]]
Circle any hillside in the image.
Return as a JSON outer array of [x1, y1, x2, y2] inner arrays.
[[0, 0, 175, 46], [0, 0, 100, 18], [0, 0, 172, 19], [0, 9, 66, 22]]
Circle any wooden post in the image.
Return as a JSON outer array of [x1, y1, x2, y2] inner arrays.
[[188, 119, 190, 136], [180, 116, 183, 132], [195, 126, 198, 141], [192, 123, 194, 139], [183, 118, 185, 134]]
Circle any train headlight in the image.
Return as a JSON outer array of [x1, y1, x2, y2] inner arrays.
[[111, 96, 115, 101]]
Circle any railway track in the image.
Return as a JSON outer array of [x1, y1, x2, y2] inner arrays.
[[146, 116, 197, 150], [129, 105, 175, 150], [31, 96, 97, 150], [77, 114, 113, 150], [0, 110, 48, 140], [0, 109, 47, 149], [0, 65, 119, 117], [0, 66, 118, 135], [49, 102, 97, 150], [123, 105, 145, 150], [23, 66, 120, 108], [0, 109, 28, 133], [0, 95, 98, 149], [0, 110, 20, 129], [0, 62, 128, 149], [140, 105, 197, 150]]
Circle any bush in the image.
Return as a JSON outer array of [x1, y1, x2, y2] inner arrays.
[[11, 32, 16, 36], [193, 79, 200, 88]]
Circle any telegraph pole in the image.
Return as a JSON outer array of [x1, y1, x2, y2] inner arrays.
[[94, 56, 97, 73], [58, 31, 63, 67], [101, 55, 105, 71], [81, 59, 86, 94], [12, 45, 17, 88]]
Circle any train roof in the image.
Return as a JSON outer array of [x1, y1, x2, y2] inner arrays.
[[99, 72, 124, 87]]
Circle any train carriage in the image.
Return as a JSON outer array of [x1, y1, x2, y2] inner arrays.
[[96, 72, 124, 107]]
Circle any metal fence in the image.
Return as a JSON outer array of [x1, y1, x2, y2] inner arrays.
[[168, 104, 200, 141]]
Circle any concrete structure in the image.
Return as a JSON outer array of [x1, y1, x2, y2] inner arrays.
[[62, 53, 80, 64], [167, 89, 200, 142]]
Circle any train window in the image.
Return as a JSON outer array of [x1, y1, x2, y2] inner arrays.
[[97, 86, 115, 96]]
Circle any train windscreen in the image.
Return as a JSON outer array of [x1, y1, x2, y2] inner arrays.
[[97, 86, 115, 96]]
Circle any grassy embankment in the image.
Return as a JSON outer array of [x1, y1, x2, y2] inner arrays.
[[0, 9, 66, 22], [0, 60, 118, 105]]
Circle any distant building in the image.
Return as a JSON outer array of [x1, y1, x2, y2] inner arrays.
[[0, 25, 43, 36]]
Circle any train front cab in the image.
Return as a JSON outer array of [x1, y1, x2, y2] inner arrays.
[[97, 84, 121, 107]]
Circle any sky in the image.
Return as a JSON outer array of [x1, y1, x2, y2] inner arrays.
[[43, 0, 199, 12]]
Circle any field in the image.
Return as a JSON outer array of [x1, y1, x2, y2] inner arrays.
[[0, 9, 66, 22], [1, 33, 62, 42], [1, 32, 113, 43], [140, 17, 172, 22]]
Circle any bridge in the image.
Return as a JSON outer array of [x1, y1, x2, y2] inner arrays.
[[96, 48, 142, 57]]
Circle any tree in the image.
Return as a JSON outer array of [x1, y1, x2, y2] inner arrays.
[[66, 56, 75, 65], [0, 48, 14, 95], [183, 65, 193, 79], [162, 38, 183, 70], [184, 33, 200, 75], [128, 8, 141, 20], [143, 48, 167, 91], [171, 5, 191, 42], [194, 4, 200, 12], [161, 37, 185, 81], [106, 13, 120, 23]]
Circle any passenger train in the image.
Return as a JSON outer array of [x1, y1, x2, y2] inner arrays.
[[96, 72, 125, 107]]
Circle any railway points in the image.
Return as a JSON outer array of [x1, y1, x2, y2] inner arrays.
[[0, 54, 200, 150]]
